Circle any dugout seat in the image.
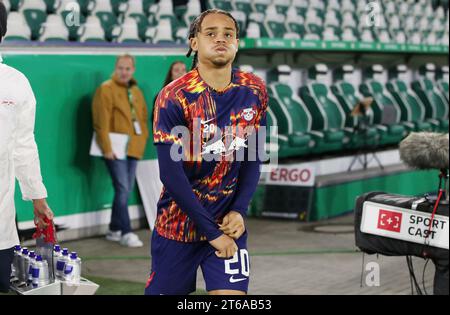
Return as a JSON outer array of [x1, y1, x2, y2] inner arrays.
[[386, 65, 432, 132], [299, 64, 347, 154], [359, 65, 406, 145], [412, 64, 449, 132], [331, 65, 379, 149]]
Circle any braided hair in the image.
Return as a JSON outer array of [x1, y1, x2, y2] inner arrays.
[[186, 9, 240, 70]]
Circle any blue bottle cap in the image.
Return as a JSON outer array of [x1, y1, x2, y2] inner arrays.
[[62, 248, 69, 255], [14, 245, 21, 251], [54, 245, 61, 252], [22, 248, 29, 255], [29, 251, 36, 258], [70, 252, 77, 259], [36, 255, 43, 262]]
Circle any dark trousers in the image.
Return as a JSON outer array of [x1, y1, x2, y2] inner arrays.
[[104, 157, 138, 235], [0, 247, 13, 293]]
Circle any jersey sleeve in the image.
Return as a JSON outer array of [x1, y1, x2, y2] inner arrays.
[[153, 88, 186, 146]]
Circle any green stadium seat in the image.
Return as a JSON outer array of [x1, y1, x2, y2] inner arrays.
[[273, 0, 290, 15], [265, 107, 290, 157], [89, 1, 119, 41], [57, 0, 79, 13], [208, 0, 233, 11], [232, 0, 253, 15], [77, 0, 95, 15], [229, 10, 247, 39], [264, 12, 287, 38], [291, 0, 308, 17], [180, 0, 200, 27], [8, 0, 23, 11], [39, 13, 69, 42], [152, 18, 174, 43], [299, 64, 347, 154], [248, 12, 270, 37], [305, 11, 323, 36], [412, 64, 449, 132], [359, 65, 406, 146], [127, 13, 149, 41], [174, 27, 188, 44], [285, 12, 306, 37], [79, 15, 106, 42], [143, 0, 156, 14], [341, 27, 358, 42], [43, 0, 59, 13], [124, 0, 143, 14], [322, 27, 340, 41], [110, 0, 128, 16], [331, 65, 379, 149], [21, 1, 48, 41], [173, 4, 187, 21], [252, 0, 270, 14], [60, 10, 86, 41], [246, 22, 261, 38], [386, 65, 433, 132], [266, 65, 315, 157], [95, 12, 118, 41], [117, 17, 141, 43], [4, 11, 31, 41], [436, 66, 449, 103]]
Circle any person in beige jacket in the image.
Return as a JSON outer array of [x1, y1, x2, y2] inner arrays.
[[92, 54, 148, 247]]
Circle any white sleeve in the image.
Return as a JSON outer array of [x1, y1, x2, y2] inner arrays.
[[13, 76, 47, 201]]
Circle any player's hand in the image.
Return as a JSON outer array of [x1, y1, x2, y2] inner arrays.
[[209, 234, 238, 258], [219, 211, 245, 240], [33, 199, 54, 229], [104, 152, 117, 160]]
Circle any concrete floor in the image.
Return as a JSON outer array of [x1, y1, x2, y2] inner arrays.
[[59, 213, 435, 295]]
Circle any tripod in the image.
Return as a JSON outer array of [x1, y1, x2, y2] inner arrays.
[[348, 100, 384, 172]]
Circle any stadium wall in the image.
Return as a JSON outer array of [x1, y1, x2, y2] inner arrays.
[[3, 51, 189, 225]]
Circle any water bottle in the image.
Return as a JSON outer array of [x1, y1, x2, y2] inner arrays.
[[31, 255, 50, 288], [64, 252, 82, 286], [52, 245, 62, 277], [56, 248, 69, 280], [26, 251, 36, 285], [18, 248, 29, 283], [11, 245, 21, 279]]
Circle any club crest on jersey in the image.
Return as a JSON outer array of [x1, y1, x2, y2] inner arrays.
[[1, 100, 15, 106], [240, 107, 257, 122]]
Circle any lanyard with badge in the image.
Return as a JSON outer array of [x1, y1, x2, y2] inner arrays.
[[127, 88, 142, 135]]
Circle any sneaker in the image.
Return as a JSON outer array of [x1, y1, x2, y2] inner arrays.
[[120, 232, 143, 248], [106, 230, 121, 242]]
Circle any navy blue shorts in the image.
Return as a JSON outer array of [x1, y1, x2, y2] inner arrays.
[[0, 247, 13, 293], [144, 230, 250, 295]]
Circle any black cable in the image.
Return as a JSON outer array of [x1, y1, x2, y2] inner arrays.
[[407, 257, 414, 295], [408, 256, 423, 295], [422, 259, 430, 295]]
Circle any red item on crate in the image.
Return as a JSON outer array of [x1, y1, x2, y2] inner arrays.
[[33, 217, 57, 244]]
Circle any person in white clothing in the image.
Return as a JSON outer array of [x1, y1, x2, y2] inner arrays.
[[0, 1, 54, 293]]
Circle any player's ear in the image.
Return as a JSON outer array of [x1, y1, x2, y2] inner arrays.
[[190, 37, 198, 53]]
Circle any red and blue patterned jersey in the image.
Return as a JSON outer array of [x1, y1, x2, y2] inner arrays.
[[153, 67, 268, 242]]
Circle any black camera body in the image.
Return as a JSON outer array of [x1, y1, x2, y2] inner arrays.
[[355, 192, 449, 295]]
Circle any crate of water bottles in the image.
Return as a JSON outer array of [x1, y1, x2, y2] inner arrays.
[[10, 244, 97, 295]]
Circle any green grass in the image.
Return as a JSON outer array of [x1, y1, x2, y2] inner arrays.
[[86, 276, 207, 295], [85, 275, 145, 295]]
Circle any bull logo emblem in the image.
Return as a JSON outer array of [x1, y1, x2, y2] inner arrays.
[[202, 140, 227, 155], [228, 136, 247, 152], [242, 107, 257, 122]]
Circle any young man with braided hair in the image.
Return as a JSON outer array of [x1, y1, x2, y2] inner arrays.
[[146, 9, 268, 295]]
